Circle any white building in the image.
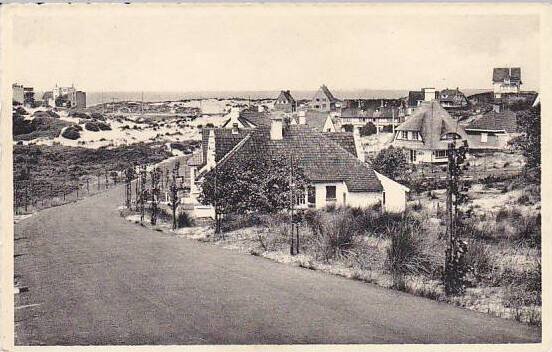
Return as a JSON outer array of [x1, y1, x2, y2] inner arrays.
[[191, 113, 408, 213]]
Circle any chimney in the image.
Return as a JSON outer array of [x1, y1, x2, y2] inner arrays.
[[270, 114, 283, 140], [422, 87, 436, 102], [298, 111, 306, 125], [232, 123, 239, 134]]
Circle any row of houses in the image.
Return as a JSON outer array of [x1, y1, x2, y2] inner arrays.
[[188, 108, 410, 214]]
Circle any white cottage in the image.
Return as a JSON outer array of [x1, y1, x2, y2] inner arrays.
[[192, 114, 408, 212]]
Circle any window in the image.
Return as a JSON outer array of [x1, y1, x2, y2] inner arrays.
[[441, 133, 461, 140], [295, 188, 306, 205], [481, 132, 488, 143], [435, 150, 448, 159], [401, 131, 408, 139], [307, 186, 316, 207], [326, 186, 337, 202], [409, 149, 417, 162]]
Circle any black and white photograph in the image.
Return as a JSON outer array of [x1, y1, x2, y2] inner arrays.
[[0, 3, 549, 349]]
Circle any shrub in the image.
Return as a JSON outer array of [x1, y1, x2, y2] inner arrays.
[[61, 126, 81, 140], [359, 122, 377, 137], [310, 211, 360, 262], [372, 146, 408, 180], [98, 122, 112, 131], [463, 241, 493, 284], [176, 211, 194, 228], [85, 122, 100, 132], [385, 220, 433, 288]]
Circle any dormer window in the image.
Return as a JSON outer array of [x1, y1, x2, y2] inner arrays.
[[441, 133, 461, 140]]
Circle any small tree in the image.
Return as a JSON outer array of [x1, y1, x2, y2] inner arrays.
[[342, 124, 354, 133], [510, 105, 540, 176], [372, 146, 408, 180], [150, 167, 162, 225], [199, 152, 308, 230], [169, 162, 181, 230], [359, 122, 377, 137]]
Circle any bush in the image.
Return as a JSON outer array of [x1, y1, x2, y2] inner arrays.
[[176, 211, 194, 228], [385, 220, 433, 288], [359, 122, 377, 137], [463, 241, 493, 284], [85, 122, 100, 132], [98, 122, 112, 131], [372, 146, 408, 180], [310, 211, 360, 262], [61, 126, 81, 140]]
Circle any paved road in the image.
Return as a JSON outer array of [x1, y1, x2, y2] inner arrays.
[[14, 185, 541, 345]]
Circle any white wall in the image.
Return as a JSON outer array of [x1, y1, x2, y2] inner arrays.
[[346, 191, 382, 208], [375, 171, 409, 213], [313, 182, 347, 209]]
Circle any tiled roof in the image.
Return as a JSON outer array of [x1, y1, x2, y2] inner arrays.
[[187, 150, 204, 166], [493, 67, 522, 83], [466, 110, 518, 133], [323, 132, 358, 158], [277, 90, 296, 104], [439, 89, 467, 103], [206, 125, 382, 193], [199, 128, 250, 169], [319, 85, 338, 103], [305, 110, 330, 130], [394, 101, 468, 150], [408, 91, 425, 107]]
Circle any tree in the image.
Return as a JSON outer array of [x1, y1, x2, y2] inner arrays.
[[443, 141, 470, 296], [342, 124, 354, 133], [199, 152, 308, 216], [371, 146, 408, 180], [510, 105, 540, 174], [359, 122, 377, 137]]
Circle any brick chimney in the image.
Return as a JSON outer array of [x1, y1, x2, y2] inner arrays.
[[270, 114, 283, 140]]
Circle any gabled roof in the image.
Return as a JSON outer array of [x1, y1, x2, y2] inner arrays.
[[439, 88, 467, 103], [316, 85, 338, 103], [323, 132, 358, 158], [408, 91, 425, 107], [204, 125, 382, 192], [493, 67, 522, 83], [199, 128, 250, 169], [466, 110, 518, 133], [187, 150, 204, 166], [276, 90, 296, 105], [394, 101, 468, 150], [305, 110, 331, 130]]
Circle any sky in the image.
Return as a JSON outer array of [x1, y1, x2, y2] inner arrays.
[[9, 5, 540, 93]]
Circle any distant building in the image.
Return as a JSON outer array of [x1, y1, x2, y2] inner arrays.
[[274, 90, 296, 113], [465, 110, 519, 150], [310, 85, 339, 112], [70, 90, 87, 109], [438, 88, 468, 109], [23, 87, 35, 107], [12, 83, 24, 104], [492, 67, 522, 98], [406, 88, 438, 115], [340, 99, 405, 132], [392, 101, 469, 164], [303, 110, 337, 132]]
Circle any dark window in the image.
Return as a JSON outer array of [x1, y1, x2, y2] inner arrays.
[[307, 186, 316, 205], [326, 186, 336, 201]]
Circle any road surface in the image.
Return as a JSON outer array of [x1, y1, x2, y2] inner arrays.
[[14, 185, 541, 345]]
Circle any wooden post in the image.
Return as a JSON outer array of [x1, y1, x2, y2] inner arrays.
[[289, 154, 295, 255]]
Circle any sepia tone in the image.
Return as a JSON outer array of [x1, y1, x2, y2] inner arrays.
[[1, 3, 549, 350]]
